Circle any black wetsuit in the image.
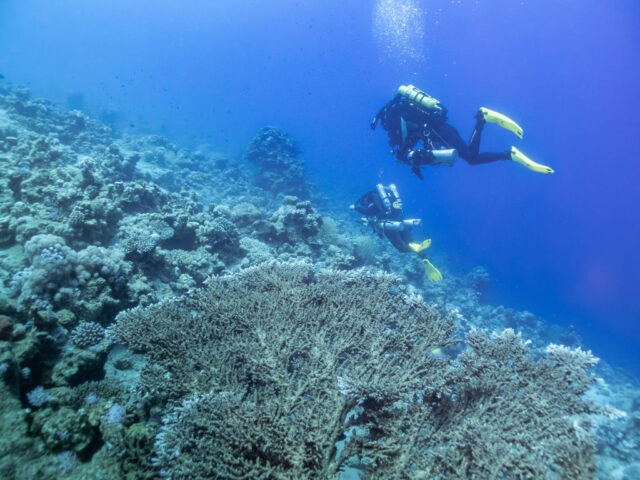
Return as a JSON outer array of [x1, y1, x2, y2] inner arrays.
[[353, 187, 417, 255], [372, 94, 510, 179]]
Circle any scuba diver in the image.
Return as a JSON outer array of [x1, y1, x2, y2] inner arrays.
[[351, 184, 442, 282], [371, 84, 554, 179]]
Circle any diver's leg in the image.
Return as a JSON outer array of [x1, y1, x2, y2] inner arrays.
[[468, 116, 485, 158], [436, 121, 510, 165], [432, 122, 471, 159], [471, 144, 553, 171], [476, 108, 553, 173], [474, 151, 511, 165], [472, 145, 553, 172], [385, 230, 411, 253]]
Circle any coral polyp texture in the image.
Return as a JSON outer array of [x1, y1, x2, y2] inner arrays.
[[114, 261, 603, 479]]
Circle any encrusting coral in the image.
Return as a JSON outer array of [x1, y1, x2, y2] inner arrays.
[[113, 261, 606, 479]]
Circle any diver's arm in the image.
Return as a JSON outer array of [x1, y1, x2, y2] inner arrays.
[[406, 148, 436, 165], [371, 94, 402, 129], [399, 149, 436, 180]]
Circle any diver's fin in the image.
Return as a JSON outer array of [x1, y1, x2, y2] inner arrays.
[[430, 347, 446, 360], [510, 147, 554, 174], [422, 258, 443, 282], [478, 107, 523, 139], [408, 239, 431, 253]]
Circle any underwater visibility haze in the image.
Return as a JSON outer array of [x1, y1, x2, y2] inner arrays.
[[0, 0, 639, 478]]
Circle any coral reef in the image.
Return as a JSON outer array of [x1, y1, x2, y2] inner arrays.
[[9, 234, 131, 326], [245, 126, 310, 198], [115, 261, 605, 479], [0, 83, 637, 479], [71, 322, 106, 349], [258, 195, 323, 254]]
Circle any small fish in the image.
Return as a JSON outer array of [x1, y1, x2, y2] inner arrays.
[[0, 74, 5, 80]]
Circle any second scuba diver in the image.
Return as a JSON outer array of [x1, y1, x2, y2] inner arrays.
[[371, 84, 554, 179], [351, 184, 442, 282]]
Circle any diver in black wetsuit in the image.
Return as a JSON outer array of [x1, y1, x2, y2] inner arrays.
[[351, 184, 442, 282], [371, 85, 554, 179]]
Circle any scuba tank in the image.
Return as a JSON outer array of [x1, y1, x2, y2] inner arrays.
[[397, 85, 447, 118], [382, 219, 421, 232], [388, 184, 403, 212], [376, 184, 403, 217], [376, 183, 392, 216]]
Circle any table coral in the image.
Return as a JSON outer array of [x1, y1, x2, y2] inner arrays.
[[114, 261, 606, 479]]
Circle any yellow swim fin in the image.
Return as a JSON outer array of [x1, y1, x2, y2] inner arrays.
[[422, 258, 443, 282], [510, 147, 554, 174], [478, 107, 523, 139], [430, 347, 446, 360], [408, 239, 431, 253]]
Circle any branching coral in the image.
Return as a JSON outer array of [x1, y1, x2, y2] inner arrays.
[[112, 261, 607, 479], [114, 261, 456, 477]]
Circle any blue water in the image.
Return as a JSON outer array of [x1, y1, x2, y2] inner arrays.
[[1, 0, 639, 371]]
